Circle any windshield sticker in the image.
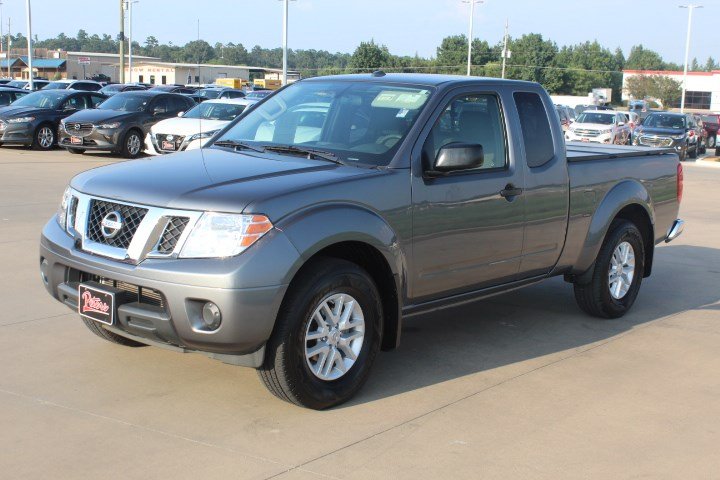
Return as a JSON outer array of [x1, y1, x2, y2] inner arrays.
[[396, 108, 410, 118], [371, 90, 430, 110]]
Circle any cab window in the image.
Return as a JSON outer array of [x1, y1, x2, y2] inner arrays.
[[423, 94, 507, 170], [514, 92, 554, 168]]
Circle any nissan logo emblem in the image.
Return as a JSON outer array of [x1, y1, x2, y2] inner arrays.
[[100, 211, 123, 239]]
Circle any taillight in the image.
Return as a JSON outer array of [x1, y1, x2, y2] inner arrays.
[[677, 163, 684, 204]]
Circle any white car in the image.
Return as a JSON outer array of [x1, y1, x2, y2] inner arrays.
[[145, 98, 257, 155], [565, 110, 630, 145]]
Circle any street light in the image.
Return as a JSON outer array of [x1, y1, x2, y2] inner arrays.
[[462, 0, 483, 76], [279, 0, 296, 86], [125, 0, 138, 83], [25, 0, 32, 90], [679, 4, 703, 113]]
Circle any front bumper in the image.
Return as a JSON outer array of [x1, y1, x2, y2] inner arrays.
[[565, 131, 612, 143], [58, 127, 122, 151], [40, 218, 296, 362], [0, 121, 34, 145]]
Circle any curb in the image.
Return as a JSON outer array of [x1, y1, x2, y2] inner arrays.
[[689, 158, 720, 168]]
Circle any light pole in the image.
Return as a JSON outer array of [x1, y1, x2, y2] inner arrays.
[[463, 0, 483, 76], [0, 1, 4, 64], [279, 0, 296, 86], [125, 0, 138, 83], [25, 0, 32, 90], [119, 0, 125, 83], [679, 4, 702, 113]]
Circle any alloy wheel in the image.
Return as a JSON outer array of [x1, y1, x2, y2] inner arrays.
[[38, 127, 54, 149], [608, 241, 635, 300]]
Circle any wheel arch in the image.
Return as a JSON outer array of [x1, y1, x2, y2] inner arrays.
[[572, 180, 655, 280], [277, 205, 405, 350]]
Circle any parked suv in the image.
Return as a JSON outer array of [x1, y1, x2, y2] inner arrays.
[[0, 89, 105, 149], [43, 80, 103, 92], [99, 83, 148, 97], [632, 112, 700, 161], [5, 79, 49, 91], [59, 90, 195, 158], [701, 114, 719, 152], [195, 87, 246, 102], [565, 110, 630, 144]]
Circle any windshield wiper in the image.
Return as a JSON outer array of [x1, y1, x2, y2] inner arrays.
[[262, 145, 344, 165], [213, 140, 266, 153]]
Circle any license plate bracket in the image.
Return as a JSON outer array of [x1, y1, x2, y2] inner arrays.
[[71, 136, 83, 145], [161, 141, 176, 151], [78, 282, 118, 325]]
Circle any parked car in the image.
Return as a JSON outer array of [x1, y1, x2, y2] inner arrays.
[[43, 79, 103, 92], [99, 83, 148, 97], [0, 79, 12, 86], [145, 98, 257, 155], [58, 90, 195, 158], [555, 104, 573, 131], [629, 100, 651, 114], [693, 115, 708, 155], [244, 90, 274, 100], [0, 86, 29, 106], [40, 74, 683, 409], [0, 89, 105, 149], [5, 79, 49, 91], [149, 85, 197, 94], [700, 114, 719, 152], [565, 110, 630, 144], [632, 112, 700, 161], [195, 87, 246, 101]]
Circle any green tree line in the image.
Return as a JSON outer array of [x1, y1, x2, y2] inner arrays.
[[4, 29, 715, 100]]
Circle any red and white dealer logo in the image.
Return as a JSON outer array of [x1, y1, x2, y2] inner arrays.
[[81, 290, 110, 316]]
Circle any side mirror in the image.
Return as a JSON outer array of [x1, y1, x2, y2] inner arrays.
[[430, 143, 484, 174], [617, 122, 625, 126]]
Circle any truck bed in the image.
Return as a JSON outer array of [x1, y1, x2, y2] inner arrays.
[[566, 142, 674, 162]]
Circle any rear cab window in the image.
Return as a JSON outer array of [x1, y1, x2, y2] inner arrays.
[[513, 92, 554, 168]]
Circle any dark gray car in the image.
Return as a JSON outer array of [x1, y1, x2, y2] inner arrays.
[[59, 91, 195, 158], [39, 74, 683, 409], [632, 112, 700, 160]]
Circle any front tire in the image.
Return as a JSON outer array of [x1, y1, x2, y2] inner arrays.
[[258, 258, 382, 409], [32, 124, 55, 150], [708, 134, 716, 149], [574, 220, 645, 319], [121, 129, 143, 158]]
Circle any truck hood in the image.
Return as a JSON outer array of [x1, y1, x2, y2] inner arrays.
[[635, 126, 685, 137], [70, 147, 376, 214], [63, 109, 140, 124], [150, 117, 230, 136]]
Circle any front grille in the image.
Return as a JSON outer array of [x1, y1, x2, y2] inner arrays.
[[156, 133, 186, 151], [64, 122, 94, 137], [86, 200, 148, 249], [573, 129, 601, 137], [78, 271, 165, 308], [639, 135, 673, 147], [157, 217, 190, 254]]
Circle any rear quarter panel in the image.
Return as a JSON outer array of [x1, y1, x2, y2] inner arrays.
[[555, 152, 679, 275]]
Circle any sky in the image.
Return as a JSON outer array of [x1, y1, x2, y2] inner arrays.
[[0, 0, 715, 66]]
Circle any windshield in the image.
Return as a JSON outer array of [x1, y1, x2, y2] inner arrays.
[[576, 112, 614, 125], [43, 82, 70, 90], [197, 89, 223, 99], [246, 91, 272, 99], [7, 81, 27, 89], [213, 81, 432, 166], [10, 91, 64, 109], [184, 102, 247, 120], [99, 85, 124, 95], [96, 93, 150, 112], [643, 114, 686, 129]]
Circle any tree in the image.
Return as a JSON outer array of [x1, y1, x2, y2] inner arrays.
[[349, 40, 391, 72], [625, 74, 656, 100], [179, 40, 215, 64], [705, 56, 718, 72], [652, 76, 682, 108], [505, 34, 562, 92], [625, 45, 664, 70], [691, 57, 700, 71], [436, 35, 467, 73]]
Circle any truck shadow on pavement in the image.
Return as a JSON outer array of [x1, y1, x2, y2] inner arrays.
[[349, 244, 720, 407]]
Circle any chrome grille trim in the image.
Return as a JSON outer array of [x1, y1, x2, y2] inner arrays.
[[64, 122, 95, 137], [638, 135, 673, 147], [69, 190, 203, 264]]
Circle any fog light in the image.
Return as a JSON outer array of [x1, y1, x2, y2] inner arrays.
[[40, 258, 49, 286], [201, 302, 222, 330]]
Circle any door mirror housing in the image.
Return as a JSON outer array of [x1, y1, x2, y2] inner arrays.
[[430, 143, 484, 174], [617, 121, 625, 126]]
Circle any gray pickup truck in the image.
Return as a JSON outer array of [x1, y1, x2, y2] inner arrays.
[[40, 73, 684, 409]]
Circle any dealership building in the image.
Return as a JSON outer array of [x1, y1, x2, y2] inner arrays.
[[622, 69, 720, 112], [123, 62, 300, 85]]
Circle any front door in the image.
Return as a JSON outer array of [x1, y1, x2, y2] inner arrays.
[[410, 91, 525, 301]]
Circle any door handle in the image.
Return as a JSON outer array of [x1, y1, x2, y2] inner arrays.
[[500, 184, 523, 199]]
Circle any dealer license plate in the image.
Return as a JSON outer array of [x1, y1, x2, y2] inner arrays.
[[78, 283, 115, 325]]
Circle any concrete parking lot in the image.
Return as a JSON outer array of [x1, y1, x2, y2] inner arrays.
[[1, 147, 718, 479]]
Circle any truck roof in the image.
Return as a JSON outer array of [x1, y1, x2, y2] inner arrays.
[[303, 72, 540, 88]]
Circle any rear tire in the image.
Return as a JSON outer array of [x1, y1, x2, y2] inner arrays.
[[258, 258, 382, 409], [81, 317, 147, 347], [708, 134, 716, 149], [574, 220, 645, 319], [689, 142, 698, 159]]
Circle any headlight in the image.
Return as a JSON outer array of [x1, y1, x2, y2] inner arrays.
[[7, 116, 35, 123], [601, 128, 612, 134], [179, 213, 273, 258], [98, 122, 121, 129], [57, 186, 72, 231], [187, 129, 220, 142]]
